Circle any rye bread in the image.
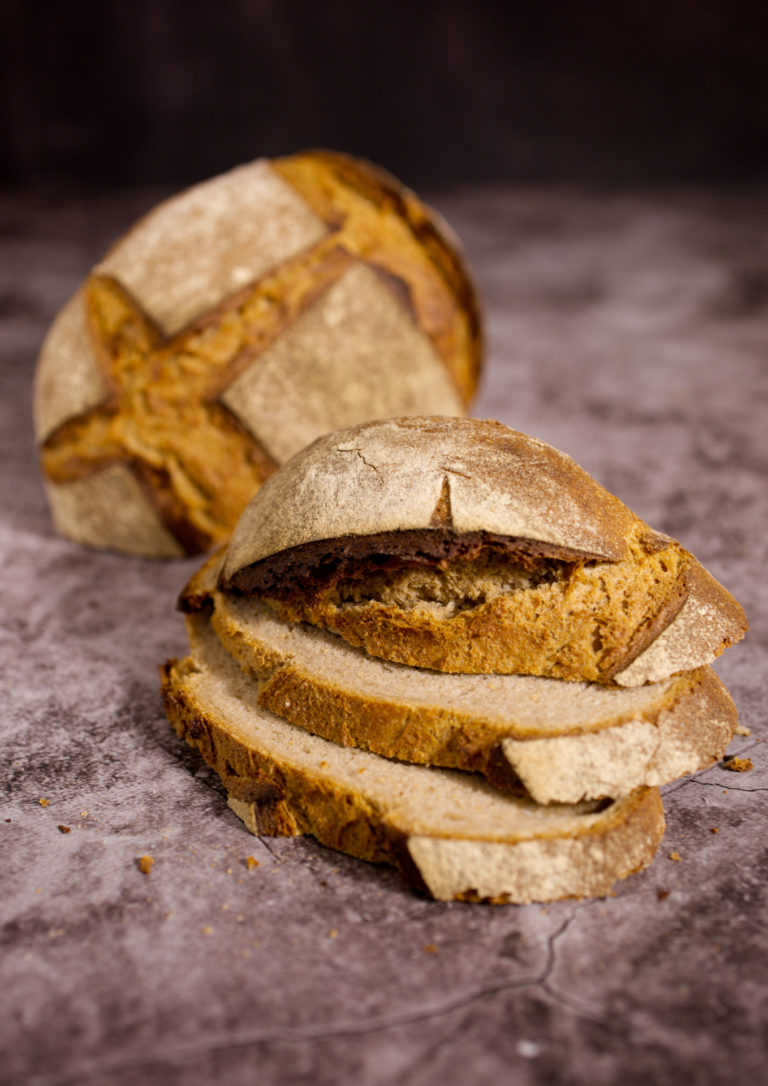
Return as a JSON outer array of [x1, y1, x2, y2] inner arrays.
[[219, 417, 747, 685], [161, 614, 666, 904], [182, 553, 737, 804], [35, 155, 481, 557]]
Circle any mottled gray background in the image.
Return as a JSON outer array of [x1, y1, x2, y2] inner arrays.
[[1, 185, 767, 1084]]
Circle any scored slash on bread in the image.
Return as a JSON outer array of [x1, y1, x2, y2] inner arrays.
[[219, 418, 747, 685], [35, 155, 482, 557], [161, 614, 665, 904], [181, 553, 737, 805]]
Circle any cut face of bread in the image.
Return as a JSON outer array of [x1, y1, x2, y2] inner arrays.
[[35, 155, 481, 557], [182, 554, 737, 804], [220, 418, 747, 684], [162, 614, 665, 904]]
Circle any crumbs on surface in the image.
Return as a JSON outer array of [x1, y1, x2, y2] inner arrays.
[[734, 725, 751, 737], [57, 825, 71, 834], [669, 852, 682, 862], [245, 856, 259, 870], [138, 855, 155, 874], [657, 888, 670, 901], [710, 827, 719, 834], [723, 757, 754, 773], [38, 798, 50, 807]]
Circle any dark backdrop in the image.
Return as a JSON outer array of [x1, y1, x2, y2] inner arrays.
[[2, 0, 768, 190]]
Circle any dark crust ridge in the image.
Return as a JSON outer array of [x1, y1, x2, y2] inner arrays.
[[218, 529, 609, 599], [285, 149, 484, 402]]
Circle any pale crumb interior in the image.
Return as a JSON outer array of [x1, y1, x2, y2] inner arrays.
[[183, 617, 623, 842], [219, 593, 680, 737]]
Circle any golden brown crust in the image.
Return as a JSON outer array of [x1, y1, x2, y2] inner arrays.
[[160, 639, 665, 902], [245, 528, 690, 682], [161, 658, 304, 838], [220, 418, 747, 683], [37, 155, 481, 556], [178, 552, 738, 803], [162, 655, 425, 868], [220, 418, 641, 580], [273, 150, 483, 403], [613, 557, 749, 685]]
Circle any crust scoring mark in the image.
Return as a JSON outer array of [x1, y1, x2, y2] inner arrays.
[[274, 151, 482, 402], [429, 476, 454, 529], [41, 151, 481, 552], [40, 239, 353, 551]]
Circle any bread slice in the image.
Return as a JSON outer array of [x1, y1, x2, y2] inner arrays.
[[161, 615, 665, 903], [181, 554, 737, 804], [220, 417, 747, 684]]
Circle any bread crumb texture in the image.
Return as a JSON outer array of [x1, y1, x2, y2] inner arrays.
[[222, 418, 746, 684], [138, 855, 155, 874], [178, 550, 737, 803], [722, 756, 753, 772], [262, 526, 689, 682], [161, 616, 666, 903], [36, 154, 480, 556]]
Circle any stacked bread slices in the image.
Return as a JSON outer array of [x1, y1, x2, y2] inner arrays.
[[162, 417, 747, 904]]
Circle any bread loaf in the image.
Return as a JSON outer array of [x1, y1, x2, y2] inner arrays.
[[162, 614, 665, 903], [220, 417, 747, 685], [181, 552, 736, 804], [35, 154, 482, 557]]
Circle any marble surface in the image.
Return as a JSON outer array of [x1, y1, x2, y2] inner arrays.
[[1, 185, 767, 1085]]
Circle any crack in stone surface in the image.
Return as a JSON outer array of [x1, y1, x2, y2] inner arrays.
[[539, 900, 618, 1021], [658, 740, 764, 798], [19, 942, 572, 1083], [256, 836, 282, 860], [688, 779, 767, 794]]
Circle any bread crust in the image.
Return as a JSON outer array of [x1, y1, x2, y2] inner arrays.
[[220, 418, 747, 683], [161, 618, 665, 903], [182, 552, 737, 803], [35, 155, 481, 556], [221, 418, 640, 576]]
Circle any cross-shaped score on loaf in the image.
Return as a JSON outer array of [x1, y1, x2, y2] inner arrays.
[[39, 153, 481, 554]]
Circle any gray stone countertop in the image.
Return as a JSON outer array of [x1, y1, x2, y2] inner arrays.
[[1, 186, 767, 1085]]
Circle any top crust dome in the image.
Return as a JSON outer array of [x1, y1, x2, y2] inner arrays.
[[219, 417, 747, 685], [34, 152, 482, 558], [221, 417, 640, 576]]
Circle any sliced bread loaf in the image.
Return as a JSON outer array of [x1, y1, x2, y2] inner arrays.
[[162, 614, 665, 903], [219, 418, 747, 685], [182, 554, 737, 804]]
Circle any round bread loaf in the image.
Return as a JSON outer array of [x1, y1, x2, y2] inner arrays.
[[220, 417, 747, 685], [35, 152, 482, 557]]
